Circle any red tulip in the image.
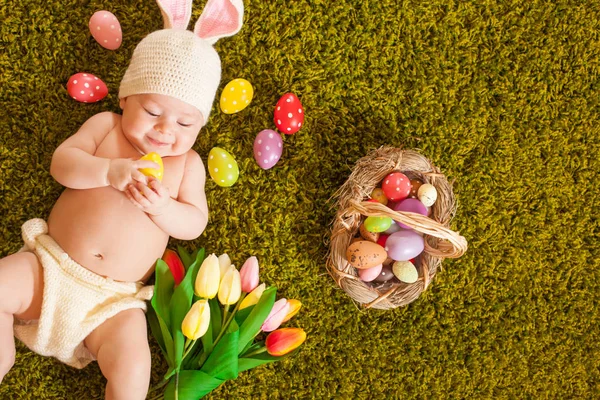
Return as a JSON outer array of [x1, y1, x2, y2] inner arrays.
[[265, 328, 306, 356], [162, 249, 185, 286]]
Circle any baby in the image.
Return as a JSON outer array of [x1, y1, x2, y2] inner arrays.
[[0, 0, 243, 399]]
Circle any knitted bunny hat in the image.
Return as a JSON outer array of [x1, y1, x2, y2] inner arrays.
[[119, 0, 244, 123]]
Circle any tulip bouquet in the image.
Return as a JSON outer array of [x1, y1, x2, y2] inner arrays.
[[145, 247, 306, 400]]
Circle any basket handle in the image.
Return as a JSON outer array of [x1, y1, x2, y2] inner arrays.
[[348, 200, 468, 259]]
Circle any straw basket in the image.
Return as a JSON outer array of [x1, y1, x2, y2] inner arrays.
[[326, 146, 468, 310]]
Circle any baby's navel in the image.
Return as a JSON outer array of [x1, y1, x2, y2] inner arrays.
[[94, 253, 104, 260]]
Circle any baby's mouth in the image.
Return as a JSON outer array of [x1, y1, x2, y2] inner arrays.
[[147, 136, 171, 147]]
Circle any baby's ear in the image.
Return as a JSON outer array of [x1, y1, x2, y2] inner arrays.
[[156, 0, 193, 29], [193, 0, 244, 45]]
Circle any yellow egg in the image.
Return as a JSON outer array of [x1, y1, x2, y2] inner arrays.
[[208, 147, 239, 187], [220, 79, 254, 114], [138, 152, 164, 182]]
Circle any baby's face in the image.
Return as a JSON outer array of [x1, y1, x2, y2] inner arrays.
[[120, 93, 204, 157]]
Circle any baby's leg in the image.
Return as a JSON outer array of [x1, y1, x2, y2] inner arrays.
[[84, 308, 151, 400], [0, 252, 44, 383]]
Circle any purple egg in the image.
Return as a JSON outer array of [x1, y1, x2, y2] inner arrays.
[[393, 198, 428, 229], [253, 129, 283, 170], [385, 230, 425, 261]]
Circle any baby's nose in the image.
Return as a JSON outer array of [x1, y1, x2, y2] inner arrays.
[[155, 120, 174, 135]]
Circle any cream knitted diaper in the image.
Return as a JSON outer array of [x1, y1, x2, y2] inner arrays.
[[13, 219, 154, 369]]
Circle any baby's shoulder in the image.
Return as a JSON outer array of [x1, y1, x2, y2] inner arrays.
[[84, 111, 121, 127], [180, 149, 205, 178]]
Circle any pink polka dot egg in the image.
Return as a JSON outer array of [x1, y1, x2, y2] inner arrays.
[[253, 129, 283, 170], [89, 10, 122, 50]]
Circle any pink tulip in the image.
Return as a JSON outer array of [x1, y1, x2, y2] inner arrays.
[[239, 256, 259, 293], [261, 299, 290, 332]]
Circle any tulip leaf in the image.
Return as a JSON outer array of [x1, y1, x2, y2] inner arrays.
[[169, 249, 205, 369], [234, 305, 255, 326], [164, 370, 224, 400], [201, 319, 239, 380], [147, 305, 174, 366], [237, 286, 277, 355], [209, 297, 222, 341], [177, 245, 194, 270], [152, 259, 175, 328], [238, 352, 283, 373]]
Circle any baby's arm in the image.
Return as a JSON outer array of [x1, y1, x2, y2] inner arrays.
[[149, 150, 209, 240], [50, 112, 117, 189], [51, 112, 156, 190]]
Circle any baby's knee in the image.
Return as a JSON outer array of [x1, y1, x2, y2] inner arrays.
[[101, 341, 151, 383], [0, 347, 15, 381]]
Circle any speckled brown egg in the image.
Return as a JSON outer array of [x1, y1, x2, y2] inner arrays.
[[409, 179, 423, 198], [346, 240, 388, 270], [359, 223, 380, 242]]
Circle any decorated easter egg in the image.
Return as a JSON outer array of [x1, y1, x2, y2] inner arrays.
[[381, 172, 411, 201], [393, 198, 428, 229], [370, 188, 388, 205], [418, 184, 438, 207], [208, 147, 239, 187], [346, 240, 387, 270], [359, 223, 379, 242], [373, 264, 395, 283], [274, 93, 304, 134], [138, 152, 164, 182], [384, 220, 402, 235], [67, 73, 108, 103], [392, 261, 419, 283], [364, 216, 393, 233], [253, 129, 283, 170], [385, 230, 425, 261], [220, 79, 253, 114], [358, 264, 383, 282], [409, 179, 423, 198], [89, 11, 122, 50]]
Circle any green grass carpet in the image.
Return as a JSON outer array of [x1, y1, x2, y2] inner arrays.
[[1, 0, 600, 398]]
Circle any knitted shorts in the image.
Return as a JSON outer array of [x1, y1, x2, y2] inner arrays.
[[13, 219, 154, 369]]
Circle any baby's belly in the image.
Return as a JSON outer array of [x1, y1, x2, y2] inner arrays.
[[47, 188, 169, 282]]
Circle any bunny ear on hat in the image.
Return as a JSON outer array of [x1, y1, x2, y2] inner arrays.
[[193, 0, 244, 45], [156, 0, 193, 29]]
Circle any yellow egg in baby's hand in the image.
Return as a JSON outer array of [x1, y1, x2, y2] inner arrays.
[[138, 152, 164, 182], [220, 79, 253, 114]]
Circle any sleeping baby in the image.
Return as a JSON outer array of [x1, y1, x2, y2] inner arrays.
[[0, 0, 243, 399]]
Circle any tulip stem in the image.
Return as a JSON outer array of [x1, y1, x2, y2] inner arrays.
[[221, 305, 230, 329], [198, 294, 247, 369], [175, 372, 180, 400], [181, 339, 197, 362], [242, 346, 267, 358]]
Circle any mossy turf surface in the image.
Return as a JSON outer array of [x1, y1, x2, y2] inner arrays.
[[1, 0, 599, 398]]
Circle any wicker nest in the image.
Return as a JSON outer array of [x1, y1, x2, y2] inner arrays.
[[326, 146, 468, 310]]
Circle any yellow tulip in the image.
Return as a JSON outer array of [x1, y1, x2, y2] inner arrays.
[[194, 254, 220, 299], [218, 265, 241, 305], [239, 283, 266, 310], [218, 253, 231, 281], [281, 299, 302, 323], [181, 300, 211, 340]]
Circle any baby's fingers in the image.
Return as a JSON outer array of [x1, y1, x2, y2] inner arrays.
[[131, 169, 149, 185], [134, 160, 160, 170]]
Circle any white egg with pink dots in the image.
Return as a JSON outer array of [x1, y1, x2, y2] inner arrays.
[[89, 10, 122, 50]]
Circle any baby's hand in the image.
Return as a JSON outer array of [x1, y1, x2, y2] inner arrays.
[[125, 177, 171, 216], [107, 158, 159, 191]]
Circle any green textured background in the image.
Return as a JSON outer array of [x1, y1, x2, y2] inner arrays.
[[1, 0, 599, 398]]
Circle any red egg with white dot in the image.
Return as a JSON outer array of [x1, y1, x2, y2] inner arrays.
[[381, 172, 411, 201], [66, 73, 108, 103], [274, 93, 304, 134]]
